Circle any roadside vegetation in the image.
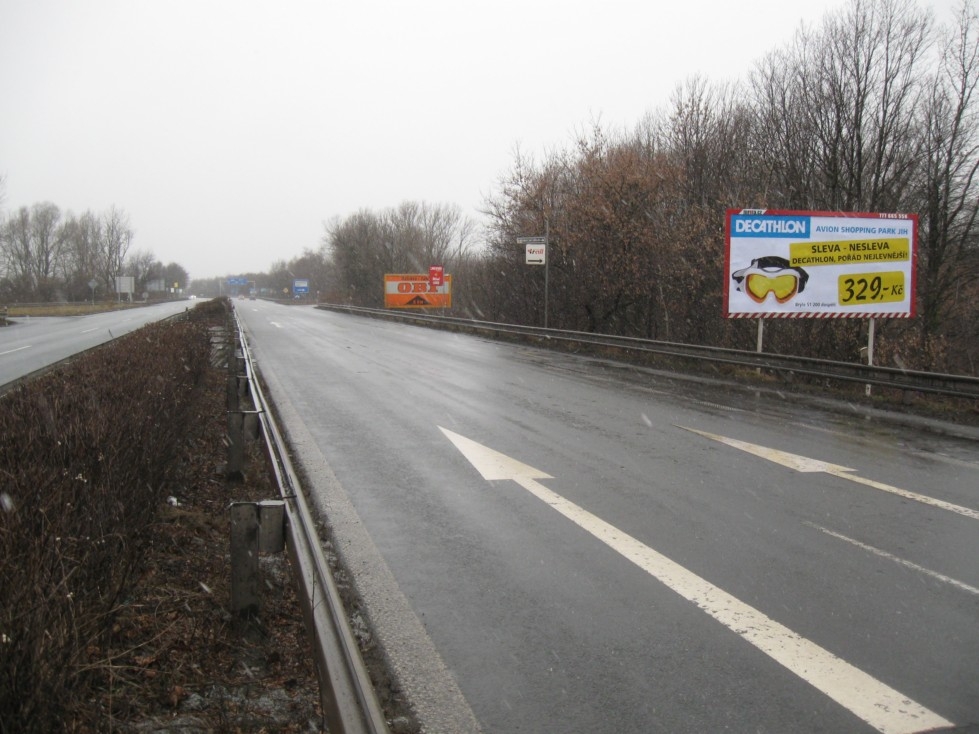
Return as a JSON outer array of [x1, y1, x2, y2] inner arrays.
[[233, 0, 979, 377], [0, 298, 327, 732]]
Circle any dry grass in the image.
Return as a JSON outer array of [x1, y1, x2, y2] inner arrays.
[[4, 302, 156, 318]]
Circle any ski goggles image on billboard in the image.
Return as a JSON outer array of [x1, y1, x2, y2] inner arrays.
[[731, 256, 809, 304]]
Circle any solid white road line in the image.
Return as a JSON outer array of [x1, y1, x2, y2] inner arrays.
[[440, 427, 954, 734]]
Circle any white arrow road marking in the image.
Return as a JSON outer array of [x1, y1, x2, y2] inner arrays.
[[439, 426, 954, 734], [269, 321, 283, 328], [680, 427, 979, 521], [0, 345, 32, 356]]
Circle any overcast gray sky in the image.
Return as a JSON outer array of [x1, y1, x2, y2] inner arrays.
[[0, 0, 963, 283]]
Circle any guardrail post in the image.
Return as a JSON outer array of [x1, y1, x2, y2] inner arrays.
[[258, 500, 286, 553], [230, 500, 287, 620], [227, 352, 240, 412], [227, 411, 244, 480], [230, 502, 260, 618]]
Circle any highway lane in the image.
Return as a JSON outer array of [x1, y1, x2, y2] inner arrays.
[[0, 300, 200, 388], [236, 300, 979, 733]]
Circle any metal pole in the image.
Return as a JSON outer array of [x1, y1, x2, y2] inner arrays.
[[544, 218, 550, 329], [756, 319, 764, 375], [865, 317, 875, 396]]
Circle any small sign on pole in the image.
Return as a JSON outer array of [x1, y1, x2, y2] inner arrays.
[[519, 236, 547, 265], [517, 232, 551, 326], [525, 244, 546, 265], [429, 265, 444, 287]]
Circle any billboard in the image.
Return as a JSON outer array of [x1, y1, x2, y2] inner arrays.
[[115, 276, 135, 295], [724, 209, 917, 318], [384, 274, 452, 308]]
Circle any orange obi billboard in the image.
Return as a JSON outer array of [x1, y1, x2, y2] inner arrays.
[[384, 274, 452, 308]]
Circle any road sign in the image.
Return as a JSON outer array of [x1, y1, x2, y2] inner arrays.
[[293, 278, 309, 294], [525, 244, 546, 265], [429, 265, 444, 287], [517, 235, 546, 245]]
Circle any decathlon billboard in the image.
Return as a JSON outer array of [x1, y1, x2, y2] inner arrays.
[[724, 209, 917, 319], [384, 274, 452, 308]]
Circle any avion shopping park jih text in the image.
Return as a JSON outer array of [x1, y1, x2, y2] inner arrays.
[[724, 210, 917, 319]]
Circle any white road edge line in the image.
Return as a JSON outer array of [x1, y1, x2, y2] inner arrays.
[[805, 522, 979, 596], [439, 427, 954, 734], [0, 345, 32, 356]]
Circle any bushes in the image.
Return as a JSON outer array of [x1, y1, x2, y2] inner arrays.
[[0, 298, 229, 732]]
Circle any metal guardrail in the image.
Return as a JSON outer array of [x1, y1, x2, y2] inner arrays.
[[234, 314, 390, 734], [315, 304, 979, 401]]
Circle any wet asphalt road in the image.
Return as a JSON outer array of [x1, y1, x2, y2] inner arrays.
[[0, 300, 198, 388], [235, 301, 979, 734]]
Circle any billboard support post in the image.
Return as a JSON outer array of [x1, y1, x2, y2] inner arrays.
[[865, 317, 876, 396], [756, 319, 765, 375]]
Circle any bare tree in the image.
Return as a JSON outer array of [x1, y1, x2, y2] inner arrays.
[[0, 203, 67, 300], [95, 207, 133, 291], [325, 210, 389, 306], [325, 202, 479, 307], [915, 2, 979, 338], [162, 262, 188, 291], [59, 211, 103, 301], [124, 250, 159, 294], [792, 0, 932, 211]]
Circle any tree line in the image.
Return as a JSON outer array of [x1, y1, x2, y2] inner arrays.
[[214, 201, 476, 305], [0, 188, 187, 303], [286, 0, 976, 374]]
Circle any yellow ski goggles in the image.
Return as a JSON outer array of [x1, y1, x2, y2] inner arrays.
[[732, 257, 809, 304]]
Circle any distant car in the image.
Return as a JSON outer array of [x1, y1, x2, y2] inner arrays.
[[249, 294, 256, 300]]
